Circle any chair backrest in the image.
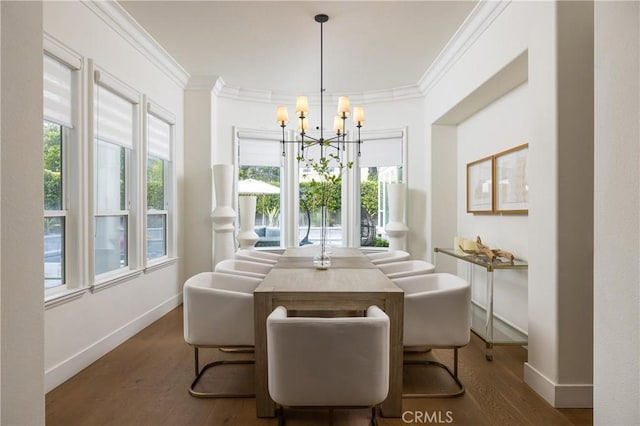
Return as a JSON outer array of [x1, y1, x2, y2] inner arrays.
[[393, 273, 471, 347], [267, 305, 390, 408], [235, 249, 280, 265], [377, 260, 435, 279], [366, 250, 411, 265], [215, 258, 271, 279], [183, 272, 261, 346]]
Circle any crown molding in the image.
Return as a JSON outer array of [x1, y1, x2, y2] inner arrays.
[[418, 0, 511, 96], [213, 82, 423, 105], [82, 0, 190, 88]]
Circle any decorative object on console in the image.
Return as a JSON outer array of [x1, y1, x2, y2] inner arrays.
[[211, 164, 236, 268], [236, 195, 259, 249], [459, 236, 515, 261]]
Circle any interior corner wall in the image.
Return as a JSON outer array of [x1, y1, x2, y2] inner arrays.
[[1, 2, 45, 424], [594, 1, 640, 424], [425, 1, 593, 408], [184, 86, 214, 276], [43, 1, 184, 392]]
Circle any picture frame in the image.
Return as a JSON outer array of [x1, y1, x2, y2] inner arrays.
[[466, 155, 494, 213], [494, 143, 529, 214]]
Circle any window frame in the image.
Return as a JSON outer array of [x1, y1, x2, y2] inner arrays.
[[351, 128, 408, 248], [43, 35, 85, 306], [233, 127, 289, 247], [144, 98, 176, 267], [90, 61, 143, 290]]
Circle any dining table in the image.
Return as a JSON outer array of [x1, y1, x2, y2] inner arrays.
[[253, 246, 404, 418]]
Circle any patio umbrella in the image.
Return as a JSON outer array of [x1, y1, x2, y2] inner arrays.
[[238, 179, 280, 194]]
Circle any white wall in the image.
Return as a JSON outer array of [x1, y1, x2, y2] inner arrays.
[[594, 2, 640, 424], [43, 1, 185, 392], [456, 83, 529, 332], [1, 2, 46, 424], [424, 1, 593, 407]]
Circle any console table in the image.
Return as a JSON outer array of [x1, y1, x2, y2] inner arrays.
[[434, 247, 528, 361]]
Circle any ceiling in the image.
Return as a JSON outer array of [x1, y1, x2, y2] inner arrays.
[[119, 1, 477, 95]]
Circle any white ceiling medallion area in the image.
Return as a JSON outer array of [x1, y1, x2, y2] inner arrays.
[[85, 1, 510, 103]]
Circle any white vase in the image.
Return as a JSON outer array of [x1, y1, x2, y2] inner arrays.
[[237, 195, 259, 249], [211, 164, 236, 267], [384, 183, 409, 251]]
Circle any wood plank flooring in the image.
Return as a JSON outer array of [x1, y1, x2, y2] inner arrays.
[[46, 306, 592, 426]]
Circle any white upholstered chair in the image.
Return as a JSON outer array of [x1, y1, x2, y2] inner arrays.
[[183, 272, 262, 398], [365, 250, 411, 265], [267, 306, 390, 425], [392, 273, 471, 397], [235, 249, 280, 265], [215, 258, 271, 279], [377, 260, 435, 279]]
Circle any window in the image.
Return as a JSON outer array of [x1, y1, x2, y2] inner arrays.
[[146, 106, 173, 261], [298, 140, 344, 246], [43, 53, 74, 289], [236, 130, 283, 247], [357, 131, 405, 247], [93, 70, 138, 277]]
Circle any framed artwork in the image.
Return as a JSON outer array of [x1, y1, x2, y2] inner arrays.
[[495, 143, 529, 214], [466, 156, 494, 213]]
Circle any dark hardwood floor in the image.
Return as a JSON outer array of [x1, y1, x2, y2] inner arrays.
[[46, 306, 592, 426]]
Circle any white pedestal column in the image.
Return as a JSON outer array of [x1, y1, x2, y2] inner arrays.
[[211, 164, 236, 268], [384, 183, 409, 251], [237, 195, 259, 249]]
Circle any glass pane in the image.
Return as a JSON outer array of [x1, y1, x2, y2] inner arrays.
[[360, 166, 402, 247], [299, 164, 342, 247], [95, 215, 128, 275], [95, 140, 126, 212], [44, 217, 64, 288], [44, 121, 63, 211], [238, 166, 281, 247], [147, 213, 166, 260], [147, 156, 165, 210]]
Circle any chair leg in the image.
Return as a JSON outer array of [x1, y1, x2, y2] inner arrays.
[[189, 347, 255, 398], [277, 405, 285, 426], [371, 406, 379, 426], [403, 347, 465, 398]]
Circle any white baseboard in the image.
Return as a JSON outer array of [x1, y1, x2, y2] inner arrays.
[[45, 293, 183, 393], [524, 362, 593, 408]]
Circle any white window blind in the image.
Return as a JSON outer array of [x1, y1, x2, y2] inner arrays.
[[358, 132, 404, 167], [43, 54, 73, 128], [95, 85, 134, 149], [238, 133, 282, 167], [147, 114, 171, 160]]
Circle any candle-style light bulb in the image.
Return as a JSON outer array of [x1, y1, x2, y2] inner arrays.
[[276, 106, 289, 125], [337, 96, 350, 117], [333, 115, 344, 133], [353, 106, 365, 125], [298, 116, 309, 132], [296, 96, 309, 117]]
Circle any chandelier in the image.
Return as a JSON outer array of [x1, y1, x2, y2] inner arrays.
[[276, 14, 365, 160]]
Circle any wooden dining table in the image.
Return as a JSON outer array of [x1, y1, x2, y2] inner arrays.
[[253, 247, 404, 418]]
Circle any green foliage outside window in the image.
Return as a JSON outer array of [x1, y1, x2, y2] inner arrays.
[[43, 122, 62, 212], [147, 157, 164, 210]]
